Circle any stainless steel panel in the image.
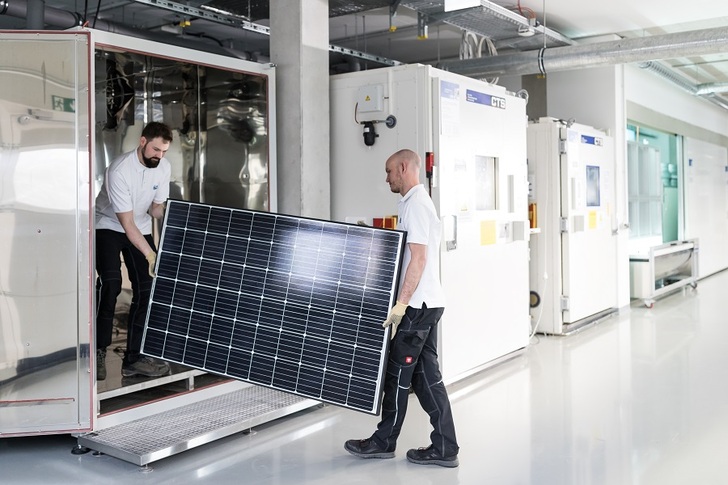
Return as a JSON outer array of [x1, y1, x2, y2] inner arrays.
[[94, 48, 271, 212], [90, 34, 274, 402], [0, 32, 93, 435], [1, 29, 276, 436]]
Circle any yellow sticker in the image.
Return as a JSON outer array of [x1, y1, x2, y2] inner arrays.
[[588, 211, 597, 229], [480, 220, 496, 245]]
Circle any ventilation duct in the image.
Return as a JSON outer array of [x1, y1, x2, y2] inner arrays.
[[637, 61, 697, 95], [638, 61, 728, 111], [438, 26, 728, 78], [695, 82, 728, 95], [437, 25, 728, 110]]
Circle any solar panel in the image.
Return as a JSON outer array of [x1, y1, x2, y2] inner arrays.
[[142, 200, 405, 414]]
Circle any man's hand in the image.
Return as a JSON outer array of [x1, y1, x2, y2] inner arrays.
[[382, 301, 408, 338], [146, 252, 157, 278]]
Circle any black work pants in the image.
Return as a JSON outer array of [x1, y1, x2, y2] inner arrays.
[[371, 304, 459, 457], [95, 229, 155, 364]]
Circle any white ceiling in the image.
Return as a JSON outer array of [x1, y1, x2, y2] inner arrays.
[[512, 0, 728, 39], [506, 1, 728, 108]]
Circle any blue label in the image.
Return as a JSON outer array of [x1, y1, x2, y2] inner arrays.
[[441, 80, 459, 100], [465, 89, 506, 109], [581, 135, 603, 147]]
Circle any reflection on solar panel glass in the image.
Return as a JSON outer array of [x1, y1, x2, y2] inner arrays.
[[142, 200, 405, 414]]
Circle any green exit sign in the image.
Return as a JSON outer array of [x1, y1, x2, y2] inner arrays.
[[51, 95, 75, 113]]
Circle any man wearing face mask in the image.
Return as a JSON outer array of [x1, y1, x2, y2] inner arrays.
[[94, 122, 173, 380]]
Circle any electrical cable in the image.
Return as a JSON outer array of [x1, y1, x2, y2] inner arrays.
[[542, 0, 547, 49], [93, 0, 101, 29], [516, 0, 537, 19], [459, 30, 498, 84]]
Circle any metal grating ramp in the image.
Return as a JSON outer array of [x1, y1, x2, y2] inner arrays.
[[78, 386, 315, 466]]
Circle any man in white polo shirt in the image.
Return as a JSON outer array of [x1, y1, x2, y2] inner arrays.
[[95, 122, 172, 380], [345, 149, 460, 467]]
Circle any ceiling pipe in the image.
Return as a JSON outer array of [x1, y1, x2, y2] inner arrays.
[[25, 0, 43, 29], [0, 0, 82, 28], [438, 26, 728, 78], [695, 82, 728, 95], [637, 61, 728, 111], [0, 0, 253, 60], [637, 61, 697, 95]]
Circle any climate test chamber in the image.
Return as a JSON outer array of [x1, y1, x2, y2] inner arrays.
[[0, 28, 318, 465], [330, 64, 531, 383], [527, 118, 618, 335]]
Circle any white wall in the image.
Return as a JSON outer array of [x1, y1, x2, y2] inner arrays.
[[625, 65, 728, 134], [682, 137, 728, 277], [625, 65, 728, 277]]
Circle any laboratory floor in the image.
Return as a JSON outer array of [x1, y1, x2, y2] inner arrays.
[[2, 270, 727, 485]]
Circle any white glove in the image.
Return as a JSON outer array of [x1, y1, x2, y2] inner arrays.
[[382, 301, 408, 338]]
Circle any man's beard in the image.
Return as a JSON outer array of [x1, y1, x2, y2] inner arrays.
[[142, 153, 161, 168]]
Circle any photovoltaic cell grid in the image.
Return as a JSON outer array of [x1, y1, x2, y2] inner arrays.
[[142, 200, 405, 414]]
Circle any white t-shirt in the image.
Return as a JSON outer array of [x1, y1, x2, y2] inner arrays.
[[397, 184, 446, 309], [95, 148, 171, 235]]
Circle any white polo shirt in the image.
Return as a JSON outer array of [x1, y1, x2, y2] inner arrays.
[[95, 148, 171, 235], [397, 184, 446, 309]]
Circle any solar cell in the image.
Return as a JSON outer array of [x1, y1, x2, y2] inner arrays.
[[142, 200, 405, 414]]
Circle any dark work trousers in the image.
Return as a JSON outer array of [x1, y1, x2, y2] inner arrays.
[[95, 229, 156, 365], [371, 304, 459, 457]]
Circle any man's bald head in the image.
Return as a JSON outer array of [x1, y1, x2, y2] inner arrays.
[[385, 149, 421, 195]]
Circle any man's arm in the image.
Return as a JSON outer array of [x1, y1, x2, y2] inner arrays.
[[116, 211, 154, 257], [382, 242, 426, 332], [148, 201, 166, 220], [397, 242, 427, 305]]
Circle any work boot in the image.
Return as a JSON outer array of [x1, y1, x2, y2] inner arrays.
[[406, 445, 459, 468], [344, 438, 395, 459], [96, 349, 107, 381], [121, 356, 170, 377]]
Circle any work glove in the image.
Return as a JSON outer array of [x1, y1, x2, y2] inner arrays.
[[146, 252, 157, 278], [382, 301, 408, 338]]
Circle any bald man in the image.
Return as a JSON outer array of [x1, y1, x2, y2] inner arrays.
[[345, 149, 459, 467]]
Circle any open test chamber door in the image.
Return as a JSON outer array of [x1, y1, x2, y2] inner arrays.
[[528, 118, 618, 335], [1, 30, 290, 449], [330, 64, 530, 384], [0, 31, 93, 436]]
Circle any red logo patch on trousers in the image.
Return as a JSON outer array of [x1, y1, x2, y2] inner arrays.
[[405, 356, 413, 364]]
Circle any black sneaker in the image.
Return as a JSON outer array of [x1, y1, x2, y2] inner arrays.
[[344, 438, 395, 459], [406, 445, 459, 468]]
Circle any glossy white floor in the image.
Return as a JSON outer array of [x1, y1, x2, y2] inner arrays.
[[3, 270, 727, 485]]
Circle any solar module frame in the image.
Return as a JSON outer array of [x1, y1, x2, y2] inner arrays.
[[142, 200, 405, 415]]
